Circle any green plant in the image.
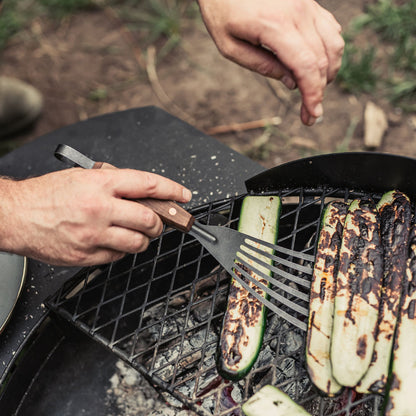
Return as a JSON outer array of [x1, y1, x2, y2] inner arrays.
[[118, 0, 197, 55], [0, 0, 35, 49], [88, 87, 108, 101], [336, 40, 378, 94], [364, 0, 416, 71], [336, 0, 416, 110], [388, 79, 416, 111]]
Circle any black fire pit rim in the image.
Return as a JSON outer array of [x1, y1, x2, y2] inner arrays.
[[245, 151, 416, 196]]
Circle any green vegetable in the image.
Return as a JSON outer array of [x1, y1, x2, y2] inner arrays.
[[217, 195, 281, 381], [384, 225, 416, 416], [242, 385, 312, 416], [357, 190, 411, 394], [306, 201, 348, 396], [330, 198, 383, 387]]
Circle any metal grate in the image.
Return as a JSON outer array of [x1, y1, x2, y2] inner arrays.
[[47, 187, 386, 416]]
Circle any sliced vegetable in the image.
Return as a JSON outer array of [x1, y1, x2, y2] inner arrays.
[[330, 198, 383, 387], [242, 384, 312, 416], [384, 225, 416, 416], [306, 200, 348, 396], [357, 190, 412, 394], [217, 195, 281, 381]]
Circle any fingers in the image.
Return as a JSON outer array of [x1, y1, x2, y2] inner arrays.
[[218, 36, 297, 89], [78, 225, 156, 267], [108, 169, 192, 204], [200, 0, 344, 126], [102, 226, 153, 254], [314, 9, 345, 83], [261, 7, 343, 124], [110, 198, 164, 238]]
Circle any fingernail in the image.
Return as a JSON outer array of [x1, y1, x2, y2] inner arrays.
[[314, 103, 323, 118], [281, 75, 296, 90], [307, 116, 317, 126], [182, 188, 192, 202]]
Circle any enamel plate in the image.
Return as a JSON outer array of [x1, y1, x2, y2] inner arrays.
[[0, 253, 27, 334]]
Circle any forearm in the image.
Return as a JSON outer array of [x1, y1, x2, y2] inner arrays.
[[0, 177, 26, 255]]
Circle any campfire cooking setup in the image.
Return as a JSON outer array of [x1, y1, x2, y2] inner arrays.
[[0, 107, 415, 415]]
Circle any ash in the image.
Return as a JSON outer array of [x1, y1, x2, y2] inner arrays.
[[105, 359, 197, 416]]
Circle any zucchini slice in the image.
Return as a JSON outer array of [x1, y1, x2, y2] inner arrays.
[[384, 225, 416, 416], [357, 190, 412, 394], [217, 195, 281, 381], [306, 201, 348, 396], [242, 385, 312, 416], [330, 198, 383, 387]]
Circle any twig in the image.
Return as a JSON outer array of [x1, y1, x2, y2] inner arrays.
[[145, 45, 196, 125], [205, 116, 282, 135]]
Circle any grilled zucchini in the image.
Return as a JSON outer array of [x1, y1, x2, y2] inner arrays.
[[242, 385, 312, 416], [357, 190, 411, 394], [306, 201, 348, 396], [330, 198, 383, 387], [217, 195, 281, 381], [384, 225, 416, 416]]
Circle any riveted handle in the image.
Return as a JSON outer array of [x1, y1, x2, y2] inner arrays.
[[91, 160, 195, 232], [138, 198, 195, 232]]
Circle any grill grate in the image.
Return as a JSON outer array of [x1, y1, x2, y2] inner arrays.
[[47, 187, 387, 416]]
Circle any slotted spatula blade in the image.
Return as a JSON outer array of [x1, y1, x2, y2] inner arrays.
[[55, 144, 314, 330]]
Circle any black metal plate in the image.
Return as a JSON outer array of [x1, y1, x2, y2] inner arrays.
[[246, 152, 416, 196]]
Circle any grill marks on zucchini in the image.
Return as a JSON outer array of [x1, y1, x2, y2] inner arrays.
[[306, 201, 348, 396], [357, 190, 412, 394], [330, 198, 384, 387], [385, 225, 416, 416], [217, 195, 281, 381]]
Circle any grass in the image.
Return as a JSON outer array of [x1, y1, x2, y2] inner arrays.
[[116, 0, 199, 58], [0, 0, 198, 60], [0, 0, 35, 49], [337, 39, 378, 95], [0, 0, 98, 48], [336, 0, 416, 110]]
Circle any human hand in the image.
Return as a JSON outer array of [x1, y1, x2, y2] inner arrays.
[[0, 168, 192, 266], [198, 0, 344, 126]]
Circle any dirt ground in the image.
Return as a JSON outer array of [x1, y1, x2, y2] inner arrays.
[[1, 0, 415, 169]]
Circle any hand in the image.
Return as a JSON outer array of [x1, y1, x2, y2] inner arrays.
[[0, 168, 192, 266], [198, 0, 344, 126]]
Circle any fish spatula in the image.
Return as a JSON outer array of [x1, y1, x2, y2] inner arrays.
[[55, 144, 314, 330]]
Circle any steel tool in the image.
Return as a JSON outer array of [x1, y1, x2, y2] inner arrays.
[[54, 144, 314, 330]]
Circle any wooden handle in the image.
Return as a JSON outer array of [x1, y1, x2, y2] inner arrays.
[[92, 162, 194, 232], [138, 198, 194, 232]]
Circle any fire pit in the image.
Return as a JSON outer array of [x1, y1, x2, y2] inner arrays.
[[47, 150, 416, 415], [1, 108, 416, 415], [0, 106, 262, 415]]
